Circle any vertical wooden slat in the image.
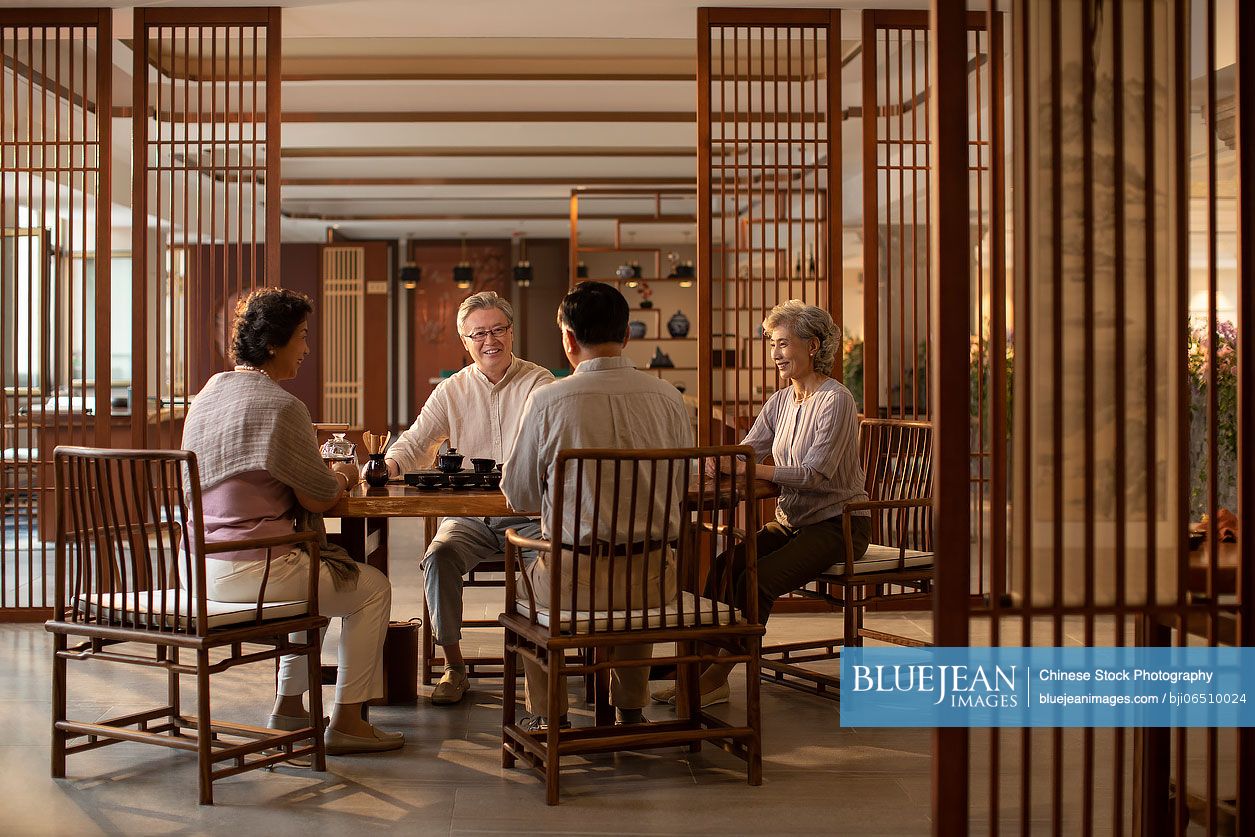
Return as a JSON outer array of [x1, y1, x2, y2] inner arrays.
[[265, 9, 281, 284], [930, 1, 970, 832], [1238, 0, 1255, 832], [1223, 1, 1255, 833], [131, 12, 149, 449], [863, 13, 879, 420]]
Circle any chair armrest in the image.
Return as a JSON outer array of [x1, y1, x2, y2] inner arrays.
[[504, 531, 552, 554], [842, 498, 931, 513], [840, 502, 929, 575], [203, 531, 322, 624], [203, 531, 321, 554], [502, 529, 546, 625]]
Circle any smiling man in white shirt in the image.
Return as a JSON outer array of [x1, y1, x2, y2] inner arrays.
[[386, 291, 553, 705]]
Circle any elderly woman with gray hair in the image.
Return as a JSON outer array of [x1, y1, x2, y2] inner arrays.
[[653, 300, 870, 708]]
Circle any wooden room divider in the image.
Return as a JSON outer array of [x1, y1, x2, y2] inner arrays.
[[0, 10, 112, 619], [131, 7, 281, 450]]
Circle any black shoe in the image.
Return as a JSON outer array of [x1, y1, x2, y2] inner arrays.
[[615, 708, 647, 725], [519, 714, 571, 732]]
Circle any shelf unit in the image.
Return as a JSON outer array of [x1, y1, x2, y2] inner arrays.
[[569, 188, 699, 396]]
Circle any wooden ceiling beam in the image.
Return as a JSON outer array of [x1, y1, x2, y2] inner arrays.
[[282, 176, 696, 187], [280, 110, 696, 123], [282, 211, 697, 222], [281, 146, 697, 158], [282, 71, 695, 82]]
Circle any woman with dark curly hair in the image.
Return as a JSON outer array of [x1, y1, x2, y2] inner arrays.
[[653, 300, 870, 708], [182, 287, 402, 755]]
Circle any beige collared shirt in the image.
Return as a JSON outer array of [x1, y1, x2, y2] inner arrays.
[[386, 355, 554, 473], [502, 355, 694, 546]]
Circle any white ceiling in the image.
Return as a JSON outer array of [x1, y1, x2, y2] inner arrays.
[[23, 1, 1015, 243]]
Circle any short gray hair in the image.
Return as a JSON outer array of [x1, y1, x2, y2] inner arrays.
[[762, 300, 841, 376], [456, 291, 514, 335]]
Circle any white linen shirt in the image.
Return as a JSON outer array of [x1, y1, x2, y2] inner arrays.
[[386, 355, 554, 472]]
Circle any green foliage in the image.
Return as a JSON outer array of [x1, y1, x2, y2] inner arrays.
[[1187, 320, 1238, 519]]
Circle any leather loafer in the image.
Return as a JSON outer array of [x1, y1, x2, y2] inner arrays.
[[325, 725, 405, 755], [266, 713, 328, 732], [264, 713, 327, 768], [650, 682, 730, 708]]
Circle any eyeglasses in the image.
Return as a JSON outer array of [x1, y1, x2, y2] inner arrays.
[[462, 324, 512, 343]]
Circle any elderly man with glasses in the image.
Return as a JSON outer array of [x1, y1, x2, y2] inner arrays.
[[385, 291, 554, 704]]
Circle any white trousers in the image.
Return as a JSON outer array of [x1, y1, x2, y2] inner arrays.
[[206, 552, 391, 705]]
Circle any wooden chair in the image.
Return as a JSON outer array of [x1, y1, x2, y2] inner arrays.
[[46, 447, 329, 804], [500, 445, 764, 805], [760, 418, 934, 698]]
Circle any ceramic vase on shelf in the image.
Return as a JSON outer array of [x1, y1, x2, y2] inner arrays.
[[363, 454, 389, 487], [667, 310, 690, 338], [628, 320, 648, 339]]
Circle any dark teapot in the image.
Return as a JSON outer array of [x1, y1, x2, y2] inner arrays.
[[436, 447, 465, 474]]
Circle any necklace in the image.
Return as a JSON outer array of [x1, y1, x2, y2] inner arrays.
[[792, 377, 826, 404], [234, 364, 270, 379]]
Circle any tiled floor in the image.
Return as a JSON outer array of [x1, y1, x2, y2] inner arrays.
[[1, 518, 1225, 835], [0, 518, 938, 835]]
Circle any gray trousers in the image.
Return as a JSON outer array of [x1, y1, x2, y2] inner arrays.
[[422, 516, 542, 647]]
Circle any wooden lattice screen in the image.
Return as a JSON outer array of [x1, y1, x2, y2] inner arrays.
[[931, 0, 1253, 833], [861, 10, 1007, 601], [321, 245, 365, 426], [132, 7, 281, 449], [0, 11, 111, 618], [697, 9, 841, 446]]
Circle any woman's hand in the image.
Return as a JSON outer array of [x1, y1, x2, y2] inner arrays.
[[705, 456, 748, 477], [331, 461, 359, 491]]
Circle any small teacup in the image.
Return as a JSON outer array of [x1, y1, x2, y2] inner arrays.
[[406, 472, 446, 489], [448, 473, 480, 489], [470, 458, 496, 474]]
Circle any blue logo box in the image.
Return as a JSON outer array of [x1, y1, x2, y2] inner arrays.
[[839, 647, 1255, 728]]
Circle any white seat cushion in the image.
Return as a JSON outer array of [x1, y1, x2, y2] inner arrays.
[[821, 542, 934, 577], [515, 590, 742, 633], [74, 589, 308, 629]]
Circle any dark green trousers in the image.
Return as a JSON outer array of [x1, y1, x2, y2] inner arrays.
[[706, 514, 871, 625]]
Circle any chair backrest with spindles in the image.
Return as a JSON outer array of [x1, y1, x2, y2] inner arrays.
[[858, 418, 934, 551], [54, 446, 209, 635], [520, 445, 758, 637]]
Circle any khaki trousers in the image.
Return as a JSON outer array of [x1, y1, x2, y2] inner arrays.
[[206, 552, 392, 705], [520, 546, 676, 715]]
